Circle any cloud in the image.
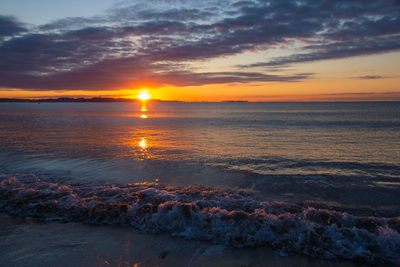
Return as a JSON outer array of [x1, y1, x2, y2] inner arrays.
[[357, 75, 384, 80], [242, 35, 400, 67], [0, 0, 399, 91], [0, 54, 311, 91], [0, 15, 26, 38]]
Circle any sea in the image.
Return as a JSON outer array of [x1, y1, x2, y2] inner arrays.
[[0, 102, 399, 266]]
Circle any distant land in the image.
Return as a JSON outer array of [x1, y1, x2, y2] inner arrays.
[[5, 98, 399, 103], [0, 97, 182, 103], [0, 98, 252, 103]]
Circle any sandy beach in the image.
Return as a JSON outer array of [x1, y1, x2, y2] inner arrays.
[[1, 214, 383, 267]]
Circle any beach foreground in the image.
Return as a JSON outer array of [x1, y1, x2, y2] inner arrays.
[[0, 214, 383, 267]]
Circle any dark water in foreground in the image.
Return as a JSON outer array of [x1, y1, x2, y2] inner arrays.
[[0, 102, 399, 264]]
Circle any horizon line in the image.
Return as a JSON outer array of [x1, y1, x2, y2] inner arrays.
[[1, 97, 400, 103]]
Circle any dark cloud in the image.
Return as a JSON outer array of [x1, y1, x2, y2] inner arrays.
[[133, 8, 216, 21], [243, 35, 400, 68], [238, 0, 400, 68], [0, 16, 26, 37], [357, 75, 384, 80], [0, 0, 399, 91], [0, 54, 311, 91]]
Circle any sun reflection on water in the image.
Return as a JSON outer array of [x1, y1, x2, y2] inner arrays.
[[141, 114, 147, 118], [138, 137, 147, 150]]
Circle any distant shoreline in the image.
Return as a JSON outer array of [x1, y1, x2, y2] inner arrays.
[[0, 97, 181, 103], [0, 98, 252, 103]]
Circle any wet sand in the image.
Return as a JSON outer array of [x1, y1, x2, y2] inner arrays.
[[0, 214, 382, 267]]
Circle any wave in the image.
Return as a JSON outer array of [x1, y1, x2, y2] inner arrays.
[[214, 156, 400, 176], [0, 173, 399, 264]]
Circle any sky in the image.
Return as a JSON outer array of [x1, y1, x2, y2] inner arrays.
[[0, 0, 399, 101]]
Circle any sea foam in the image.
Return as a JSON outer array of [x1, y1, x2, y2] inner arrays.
[[0, 173, 399, 264]]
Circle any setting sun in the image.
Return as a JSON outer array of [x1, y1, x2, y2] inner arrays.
[[137, 90, 151, 101]]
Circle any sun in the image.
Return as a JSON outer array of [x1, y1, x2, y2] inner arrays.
[[137, 90, 151, 101]]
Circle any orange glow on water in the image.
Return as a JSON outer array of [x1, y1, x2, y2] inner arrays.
[[141, 114, 147, 118]]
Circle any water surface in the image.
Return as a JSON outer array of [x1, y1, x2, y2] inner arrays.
[[1, 102, 399, 264]]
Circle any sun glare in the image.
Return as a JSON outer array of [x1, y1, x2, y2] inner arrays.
[[137, 90, 151, 101], [138, 138, 147, 149]]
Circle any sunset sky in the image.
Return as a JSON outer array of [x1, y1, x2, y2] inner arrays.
[[1, 0, 399, 101]]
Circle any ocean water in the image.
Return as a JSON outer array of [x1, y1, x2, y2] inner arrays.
[[0, 102, 399, 264]]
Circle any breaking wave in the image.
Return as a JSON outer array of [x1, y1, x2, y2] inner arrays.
[[0, 173, 399, 264]]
